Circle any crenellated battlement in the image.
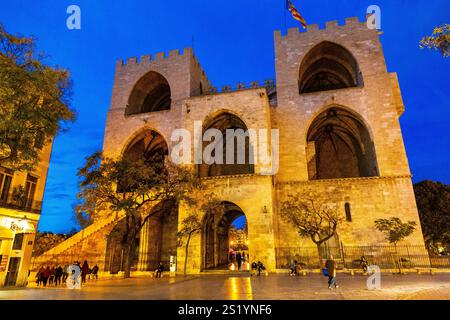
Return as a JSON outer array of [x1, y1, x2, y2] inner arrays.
[[199, 79, 276, 95], [115, 47, 194, 69], [275, 16, 370, 38]]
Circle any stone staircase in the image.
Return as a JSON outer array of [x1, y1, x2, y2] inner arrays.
[[33, 213, 125, 266]]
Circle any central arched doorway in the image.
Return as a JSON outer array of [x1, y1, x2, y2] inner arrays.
[[105, 129, 178, 274], [202, 201, 249, 271]]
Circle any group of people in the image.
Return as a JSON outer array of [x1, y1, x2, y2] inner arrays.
[[250, 261, 266, 276], [36, 261, 99, 287]]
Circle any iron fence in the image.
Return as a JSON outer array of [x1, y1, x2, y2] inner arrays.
[[276, 245, 450, 270]]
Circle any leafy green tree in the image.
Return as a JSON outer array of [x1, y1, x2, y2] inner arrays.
[[76, 151, 201, 278], [280, 195, 342, 268], [0, 24, 75, 171], [414, 180, 450, 253], [420, 24, 450, 57], [374, 217, 416, 273]]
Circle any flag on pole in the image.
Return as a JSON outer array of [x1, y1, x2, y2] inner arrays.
[[286, 0, 307, 29]]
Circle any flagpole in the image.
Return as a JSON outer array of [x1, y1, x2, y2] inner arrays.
[[283, 0, 288, 33]]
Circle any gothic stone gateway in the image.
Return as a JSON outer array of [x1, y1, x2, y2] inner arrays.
[[35, 17, 427, 274]]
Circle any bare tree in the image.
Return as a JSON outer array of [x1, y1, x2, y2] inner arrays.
[[280, 195, 342, 268], [177, 199, 224, 275]]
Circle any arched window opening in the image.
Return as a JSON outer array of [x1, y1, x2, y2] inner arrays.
[[126, 71, 171, 115], [198, 112, 255, 178], [345, 203, 352, 222], [307, 108, 379, 180], [119, 130, 168, 192], [299, 41, 363, 94]]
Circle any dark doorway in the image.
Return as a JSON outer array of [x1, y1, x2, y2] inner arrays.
[[202, 201, 248, 271], [5, 257, 21, 286]]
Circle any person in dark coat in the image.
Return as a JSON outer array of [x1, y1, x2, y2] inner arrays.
[[155, 262, 164, 278], [54, 265, 63, 286], [91, 265, 99, 280], [36, 266, 44, 286], [251, 261, 258, 276], [325, 255, 339, 289], [360, 256, 369, 273], [236, 252, 242, 271], [42, 266, 51, 287], [256, 261, 265, 277], [81, 260, 90, 284]]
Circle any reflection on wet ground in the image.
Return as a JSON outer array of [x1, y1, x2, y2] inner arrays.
[[1, 274, 449, 300]]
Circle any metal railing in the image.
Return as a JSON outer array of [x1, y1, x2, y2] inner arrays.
[[276, 245, 450, 269], [0, 195, 42, 214]]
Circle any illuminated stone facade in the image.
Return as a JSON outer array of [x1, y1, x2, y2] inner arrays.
[[0, 142, 52, 286], [35, 17, 427, 275]]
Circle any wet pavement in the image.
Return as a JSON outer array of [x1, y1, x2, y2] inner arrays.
[[1, 273, 449, 300]]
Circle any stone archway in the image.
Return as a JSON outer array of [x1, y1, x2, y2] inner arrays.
[[298, 41, 363, 94], [126, 71, 171, 115], [202, 201, 249, 271], [105, 219, 139, 274], [198, 112, 255, 178], [306, 107, 379, 180]]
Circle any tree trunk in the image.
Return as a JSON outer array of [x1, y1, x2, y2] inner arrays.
[[394, 243, 402, 274], [123, 235, 135, 279], [316, 244, 323, 271], [184, 232, 192, 276]]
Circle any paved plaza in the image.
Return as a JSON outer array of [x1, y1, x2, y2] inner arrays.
[[1, 273, 450, 300]]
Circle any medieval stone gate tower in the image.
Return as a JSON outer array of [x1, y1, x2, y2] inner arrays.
[[35, 17, 427, 274]]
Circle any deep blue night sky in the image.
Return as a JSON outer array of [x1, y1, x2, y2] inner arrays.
[[0, 0, 448, 233]]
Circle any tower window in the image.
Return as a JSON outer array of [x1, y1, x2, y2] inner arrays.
[[345, 203, 352, 222]]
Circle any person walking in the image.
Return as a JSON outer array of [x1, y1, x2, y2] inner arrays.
[[42, 266, 51, 287], [54, 265, 63, 286], [325, 255, 339, 289], [81, 260, 90, 284], [289, 260, 298, 276], [236, 252, 242, 271], [256, 261, 265, 277]]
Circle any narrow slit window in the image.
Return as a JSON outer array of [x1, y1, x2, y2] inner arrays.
[[345, 203, 352, 222]]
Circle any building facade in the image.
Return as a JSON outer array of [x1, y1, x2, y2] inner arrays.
[[35, 17, 428, 275], [0, 142, 52, 286]]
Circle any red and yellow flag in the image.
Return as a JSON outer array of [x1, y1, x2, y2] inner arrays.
[[286, 0, 307, 29]]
